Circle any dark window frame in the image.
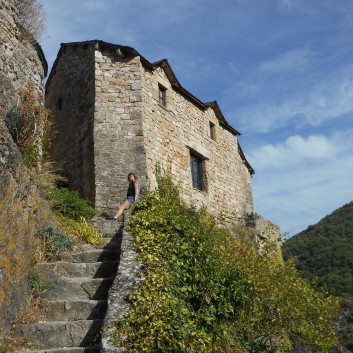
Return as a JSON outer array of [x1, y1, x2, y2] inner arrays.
[[190, 151, 208, 191], [158, 84, 167, 107], [209, 121, 216, 140]]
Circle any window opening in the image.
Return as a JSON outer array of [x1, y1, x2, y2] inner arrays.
[[158, 84, 167, 107], [209, 121, 216, 140], [190, 152, 205, 191]]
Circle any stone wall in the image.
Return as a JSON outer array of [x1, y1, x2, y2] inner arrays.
[[46, 43, 96, 203], [93, 45, 147, 212], [0, 0, 47, 113], [0, 0, 47, 336], [141, 66, 254, 224], [46, 41, 254, 224]]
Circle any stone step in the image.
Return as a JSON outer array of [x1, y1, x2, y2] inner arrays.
[[89, 217, 123, 237], [43, 300, 107, 321], [96, 237, 122, 250], [12, 347, 101, 353], [38, 261, 118, 278], [14, 320, 103, 349], [59, 249, 120, 263], [42, 277, 113, 301]]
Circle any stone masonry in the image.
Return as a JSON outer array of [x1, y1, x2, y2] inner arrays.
[[0, 0, 47, 112], [46, 40, 255, 228], [0, 0, 47, 336]]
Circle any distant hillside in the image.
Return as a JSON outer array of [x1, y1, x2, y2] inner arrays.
[[282, 201, 353, 296], [282, 201, 353, 352]]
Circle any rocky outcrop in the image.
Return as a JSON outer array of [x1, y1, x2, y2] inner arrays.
[[0, 120, 35, 336], [0, 0, 47, 337], [0, 0, 47, 113]]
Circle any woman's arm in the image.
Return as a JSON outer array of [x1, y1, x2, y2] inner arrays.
[[134, 181, 139, 201]]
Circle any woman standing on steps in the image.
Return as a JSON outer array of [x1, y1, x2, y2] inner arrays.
[[114, 172, 139, 220]]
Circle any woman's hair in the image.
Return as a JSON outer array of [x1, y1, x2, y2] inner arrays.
[[127, 172, 137, 180]]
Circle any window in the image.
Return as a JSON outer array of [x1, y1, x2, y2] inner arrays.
[[190, 152, 206, 191], [209, 121, 216, 140], [158, 84, 167, 107], [57, 97, 63, 110]]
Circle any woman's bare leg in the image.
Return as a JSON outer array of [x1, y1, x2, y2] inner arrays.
[[114, 199, 131, 219]]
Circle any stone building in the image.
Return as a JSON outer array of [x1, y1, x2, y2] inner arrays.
[[46, 40, 256, 226]]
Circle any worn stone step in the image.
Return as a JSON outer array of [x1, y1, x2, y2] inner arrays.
[[14, 320, 103, 349], [97, 237, 122, 250], [89, 217, 123, 237], [38, 261, 118, 278], [42, 277, 114, 301], [43, 300, 107, 321], [59, 249, 120, 263]]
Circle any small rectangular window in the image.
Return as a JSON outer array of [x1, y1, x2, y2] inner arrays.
[[190, 152, 207, 191], [158, 84, 167, 107], [209, 121, 216, 140]]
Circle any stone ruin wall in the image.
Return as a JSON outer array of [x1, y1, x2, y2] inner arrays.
[[0, 0, 47, 336], [0, 0, 46, 112], [141, 65, 254, 225], [45, 44, 96, 203]]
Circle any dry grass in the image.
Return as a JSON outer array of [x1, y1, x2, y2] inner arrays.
[[17, 0, 45, 41], [15, 295, 49, 325], [0, 335, 39, 352]]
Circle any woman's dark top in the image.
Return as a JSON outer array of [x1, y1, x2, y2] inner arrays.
[[127, 180, 138, 198]]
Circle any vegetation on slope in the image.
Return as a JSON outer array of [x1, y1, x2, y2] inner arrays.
[[114, 176, 339, 353], [282, 201, 353, 296]]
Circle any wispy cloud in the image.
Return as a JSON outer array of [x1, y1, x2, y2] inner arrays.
[[249, 134, 338, 169], [259, 48, 312, 75], [227, 65, 353, 134], [250, 129, 353, 235]]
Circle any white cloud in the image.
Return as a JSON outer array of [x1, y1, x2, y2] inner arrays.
[[250, 130, 353, 236], [259, 48, 312, 75], [248, 134, 338, 170], [232, 71, 353, 133]]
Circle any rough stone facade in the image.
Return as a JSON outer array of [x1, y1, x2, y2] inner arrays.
[[0, 0, 47, 113], [46, 40, 254, 226], [0, 0, 47, 337]]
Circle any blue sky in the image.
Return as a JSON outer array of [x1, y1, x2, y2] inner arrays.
[[39, 0, 353, 237]]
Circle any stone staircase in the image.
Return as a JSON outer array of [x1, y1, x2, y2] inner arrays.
[[11, 215, 131, 353]]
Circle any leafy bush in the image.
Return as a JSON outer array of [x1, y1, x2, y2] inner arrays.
[[114, 176, 339, 353], [4, 107, 23, 138], [3, 82, 52, 168], [28, 270, 51, 294], [56, 215, 101, 246], [50, 188, 96, 220], [40, 226, 73, 259]]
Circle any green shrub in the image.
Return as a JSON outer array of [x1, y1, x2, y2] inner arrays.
[[114, 176, 339, 353], [28, 270, 51, 294], [4, 107, 24, 140], [40, 226, 73, 258], [50, 188, 96, 220], [56, 215, 101, 246]]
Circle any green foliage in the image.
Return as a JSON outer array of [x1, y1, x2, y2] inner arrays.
[[50, 188, 96, 220], [3, 82, 52, 168], [40, 226, 73, 259], [114, 176, 339, 353], [282, 201, 353, 296], [56, 215, 101, 246], [4, 107, 23, 138], [28, 270, 51, 294]]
